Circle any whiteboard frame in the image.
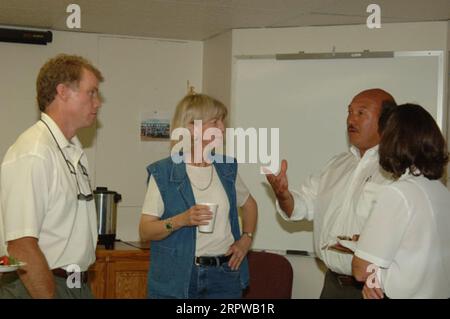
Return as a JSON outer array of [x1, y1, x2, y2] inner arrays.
[[233, 50, 446, 132]]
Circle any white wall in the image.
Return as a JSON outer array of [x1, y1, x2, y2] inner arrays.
[[95, 35, 203, 241], [0, 29, 204, 243], [202, 31, 232, 110], [203, 21, 450, 298], [232, 22, 449, 55]]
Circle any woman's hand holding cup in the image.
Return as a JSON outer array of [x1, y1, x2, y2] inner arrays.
[[182, 204, 213, 227]]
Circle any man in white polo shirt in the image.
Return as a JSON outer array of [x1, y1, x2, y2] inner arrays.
[[0, 54, 103, 298]]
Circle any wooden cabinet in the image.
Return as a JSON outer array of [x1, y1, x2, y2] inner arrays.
[[88, 242, 150, 299]]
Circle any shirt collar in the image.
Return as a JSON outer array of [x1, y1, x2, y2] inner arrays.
[[40, 113, 82, 149], [350, 144, 379, 160], [40, 113, 84, 163]]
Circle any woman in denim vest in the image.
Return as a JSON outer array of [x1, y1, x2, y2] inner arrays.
[[139, 93, 258, 299]]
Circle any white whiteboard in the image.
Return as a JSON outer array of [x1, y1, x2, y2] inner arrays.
[[232, 51, 444, 252]]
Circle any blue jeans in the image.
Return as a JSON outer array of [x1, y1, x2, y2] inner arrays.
[[188, 262, 243, 299]]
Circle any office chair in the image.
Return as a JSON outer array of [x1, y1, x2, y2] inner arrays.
[[243, 250, 293, 299]]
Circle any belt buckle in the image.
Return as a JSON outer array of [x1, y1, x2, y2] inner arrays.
[[194, 256, 222, 267]]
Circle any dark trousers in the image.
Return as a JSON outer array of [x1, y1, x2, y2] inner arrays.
[[0, 272, 93, 299], [320, 269, 363, 299]]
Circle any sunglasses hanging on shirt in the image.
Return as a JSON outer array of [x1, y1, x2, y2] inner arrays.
[[40, 119, 94, 201]]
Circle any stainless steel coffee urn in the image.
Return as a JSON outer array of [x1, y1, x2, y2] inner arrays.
[[94, 187, 122, 249]]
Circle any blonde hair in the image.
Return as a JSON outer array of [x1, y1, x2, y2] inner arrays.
[[171, 94, 227, 145]]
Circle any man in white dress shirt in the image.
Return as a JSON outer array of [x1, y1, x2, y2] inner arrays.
[[265, 88, 396, 298], [0, 54, 102, 298]]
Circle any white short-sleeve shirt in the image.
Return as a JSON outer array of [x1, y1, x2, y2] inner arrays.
[[0, 113, 98, 271], [142, 164, 250, 256], [355, 174, 450, 298]]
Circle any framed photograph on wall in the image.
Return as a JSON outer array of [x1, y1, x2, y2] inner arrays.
[[140, 110, 171, 141]]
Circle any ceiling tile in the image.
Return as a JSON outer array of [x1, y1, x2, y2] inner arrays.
[[0, 0, 448, 40]]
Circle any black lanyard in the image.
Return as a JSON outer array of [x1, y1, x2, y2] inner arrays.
[[40, 119, 93, 201]]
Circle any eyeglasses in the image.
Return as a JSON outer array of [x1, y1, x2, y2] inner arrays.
[[65, 160, 94, 201]]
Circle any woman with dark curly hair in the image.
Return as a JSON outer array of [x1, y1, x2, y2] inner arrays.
[[352, 103, 450, 299]]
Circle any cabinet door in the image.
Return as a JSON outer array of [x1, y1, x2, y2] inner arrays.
[[107, 261, 150, 299], [89, 261, 107, 299]]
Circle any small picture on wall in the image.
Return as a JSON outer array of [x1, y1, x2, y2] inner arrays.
[[140, 111, 171, 141]]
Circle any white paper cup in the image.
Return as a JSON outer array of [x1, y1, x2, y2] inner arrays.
[[198, 203, 218, 233]]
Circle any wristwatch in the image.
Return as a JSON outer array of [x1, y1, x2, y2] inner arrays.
[[165, 218, 174, 233], [242, 232, 254, 239]]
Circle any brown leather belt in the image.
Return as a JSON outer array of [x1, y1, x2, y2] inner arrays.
[[52, 268, 89, 284]]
